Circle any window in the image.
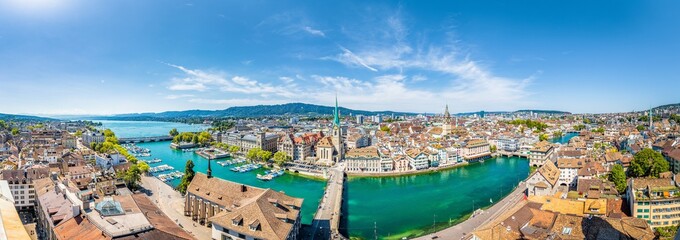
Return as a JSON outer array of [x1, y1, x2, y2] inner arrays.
[[644, 209, 649, 213], [562, 227, 572, 235]]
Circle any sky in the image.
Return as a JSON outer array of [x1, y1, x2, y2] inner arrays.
[[0, 0, 679, 115]]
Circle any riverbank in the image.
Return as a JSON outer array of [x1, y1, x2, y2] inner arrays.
[[347, 162, 470, 178]]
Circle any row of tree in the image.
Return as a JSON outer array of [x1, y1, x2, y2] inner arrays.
[[171, 131, 212, 145], [87, 128, 149, 190], [507, 119, 549, 132]]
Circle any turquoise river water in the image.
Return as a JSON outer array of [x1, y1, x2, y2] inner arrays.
[[101, 121, 532, 239]]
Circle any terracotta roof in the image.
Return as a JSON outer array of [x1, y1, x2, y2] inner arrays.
[[53, 216, 108, 240], [130, 194, 194, 239], [537, 160, 560, 187], [345, 147, 379, 159], [556, 158, 584, 169]]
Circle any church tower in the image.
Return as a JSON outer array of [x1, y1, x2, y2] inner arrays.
[[442, 104, 453, 136], [331, 95, 344, 162]]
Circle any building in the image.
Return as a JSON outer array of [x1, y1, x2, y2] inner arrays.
[[0, 167, 50, 210], [405, 148, 429, 170], [463, 140, 491, 161], [556, 158, 584, 187], [529, 141, 555, 167], [356, 115, 364, 125], [346, 133, 370, 149], [345, 147, 381, 173], [526, 160, 561, 196], [277, 132, 323, 162], [95, 153, 126, 169], [82, 130, 105, 147], [627, 176, 680, 228], [0, 180, 32, 240], [184, 173, 303, 240], [315, 97, 344, 165], [497, 136, 519, 152], [441, 105, 453, 136], [223, 131, 280, 154]]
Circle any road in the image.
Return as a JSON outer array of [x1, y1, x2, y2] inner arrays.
[[415, 182, 527, 240], [140, 176, 211, 240], [309, 164, 346, 240]]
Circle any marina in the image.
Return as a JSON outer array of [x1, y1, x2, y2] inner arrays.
[[216, 159, 246, 167], [148, 164, 175, 173], [230, 163, 262, 173], [256, 169, 286, 181], [122, 143, 151, 157]]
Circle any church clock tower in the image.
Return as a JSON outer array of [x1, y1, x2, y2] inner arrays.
[[331, 95, 344, 162]]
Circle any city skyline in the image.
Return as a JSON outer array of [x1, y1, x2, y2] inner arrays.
[[1, 0, 679, 115]]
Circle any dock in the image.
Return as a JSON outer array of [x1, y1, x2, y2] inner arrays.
[[310, 166, 347, 240], [119, 135, 173, 143]]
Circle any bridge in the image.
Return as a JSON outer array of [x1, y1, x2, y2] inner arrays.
[[496, 150, 530, 158], [310, 166, 347, 240], [118, 135, 173, 144]]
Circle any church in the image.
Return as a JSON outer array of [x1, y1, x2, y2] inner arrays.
[[316, 96, 344, 166], [442, 104, 454, 136]]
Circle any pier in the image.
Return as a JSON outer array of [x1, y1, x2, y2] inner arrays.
[[310, 166, 347, 240], [118, 135, 173, 143]]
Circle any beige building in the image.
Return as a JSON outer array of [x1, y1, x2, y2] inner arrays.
[[345, 147, 381, 173], [463, 139, 491, 161], [627, 176, 680, 228], [526, 160, 561, 196], [185, 173, 303, 240], [223, 131, 279, 154], [529, 141, 554, 167]]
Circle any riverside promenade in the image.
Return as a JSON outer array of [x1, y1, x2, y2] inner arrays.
[[310, 164, 347, 240], [415, 182, 527, 240], [140, 176, 211, 240]]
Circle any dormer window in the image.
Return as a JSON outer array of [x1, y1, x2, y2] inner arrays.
[[249, 220, 260, 231], [232, 214, 243, 226]]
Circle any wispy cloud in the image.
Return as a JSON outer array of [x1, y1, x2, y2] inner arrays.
[[166, 63, 296, 97], [188, 98, 287, 106], [325, 46, 378, 72], [303, 26, 325, 37], [165, 94, 194, 100]]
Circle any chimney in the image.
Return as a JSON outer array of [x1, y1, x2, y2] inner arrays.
[[241, 185, 247, 192]]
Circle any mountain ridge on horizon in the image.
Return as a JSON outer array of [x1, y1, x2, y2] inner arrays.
[[6, 102, 680, 121]]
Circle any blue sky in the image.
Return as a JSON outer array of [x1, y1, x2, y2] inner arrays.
[[0, 0, 678, 115]]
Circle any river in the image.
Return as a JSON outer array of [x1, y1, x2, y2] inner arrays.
[[100, 121, 530, 239]]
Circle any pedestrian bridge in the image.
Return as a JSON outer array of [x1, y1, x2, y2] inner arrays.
[[119, 135, 173, 144]]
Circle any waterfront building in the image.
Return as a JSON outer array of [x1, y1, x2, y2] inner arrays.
[[529, 141, 555, 167], [222, 131, 280, 154], [626, 176, 680, 228], [405, 148, 429, 170], [345, 147, 381, 173], [82, 130, 105, 147], [0, 167, 49, 210], [526, 160, 561, 196], [95, 153, 126, 169], [315, 97, 344, 165], [393, 154, 410, 172], [556, 158, 584, 187], [184, 173, 303, 240], [378, 147, 394, 171], [462, 139, 491, 161], [277, 132, 323, 162], [496, 136, 519, 152]]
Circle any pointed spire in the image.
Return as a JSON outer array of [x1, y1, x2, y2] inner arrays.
[[333, 93, 340, 126], [207, 159, 212, 178]]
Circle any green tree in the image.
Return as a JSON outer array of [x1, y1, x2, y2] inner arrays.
[[169, 128, 179, 137], [636, 125, 645, 131], [573, 124, 585, 131], [75, 130, 83, 137], [103, 129, 115, 137], [0, 120, 7, 130], [246, 148, 261, 161], [123, 164, 142, 190], [272, 151, 291, 166], [197, 131, 212, 145], [229, 145, 240, 155], [490, 145, 497, 153], [552, 131, 563, 139], [630, 148, 668, 177], [539, 134, 548, 141], [11, 128, 19, 136], [177, 160, 195, 194], [191, 135, 199, 144], [609, 164, 627, 193], [138, 161, 150, 175], [258, 150, 273, 162], [380, 126, 390, 132]]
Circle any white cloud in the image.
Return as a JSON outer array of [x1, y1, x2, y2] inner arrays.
[[303, 26, 325, 37], [326, 46, 378, 72], [166, 63, 296, 97], [165, 94, 194, 100], [189, 98, 287, 106]]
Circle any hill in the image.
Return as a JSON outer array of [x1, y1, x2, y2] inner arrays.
[[0, 113, 55, 121], [86, 103, 415, 121]]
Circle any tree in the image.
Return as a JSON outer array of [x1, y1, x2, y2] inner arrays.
[[229, 145, 240, 154], [539, 134, 548, 141], [380, 125, 390, 132], [124, 164, 142, 190], [490, 145, 497, 153], [11, 128, 19, 136], [191, 135, 199, 144], [75, 130, 83, 137], [138, 161, 150, 175], [552, 131, 563, 139], [0, 120, 7, 130], [573, 124, 585, 131], [272, 151, 291, 167], [630, 148, 668, 177], [169, 128, 179, 137], [636, 125, 645, 131], [197, 131, 212, 145], [246, 148, 261, 162], [258, 150, 273, 162], [609, 165, 627, 193], [177, 160, 195, 195]]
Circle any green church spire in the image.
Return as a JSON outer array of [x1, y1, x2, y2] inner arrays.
[[333, 94, 340, 126]]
